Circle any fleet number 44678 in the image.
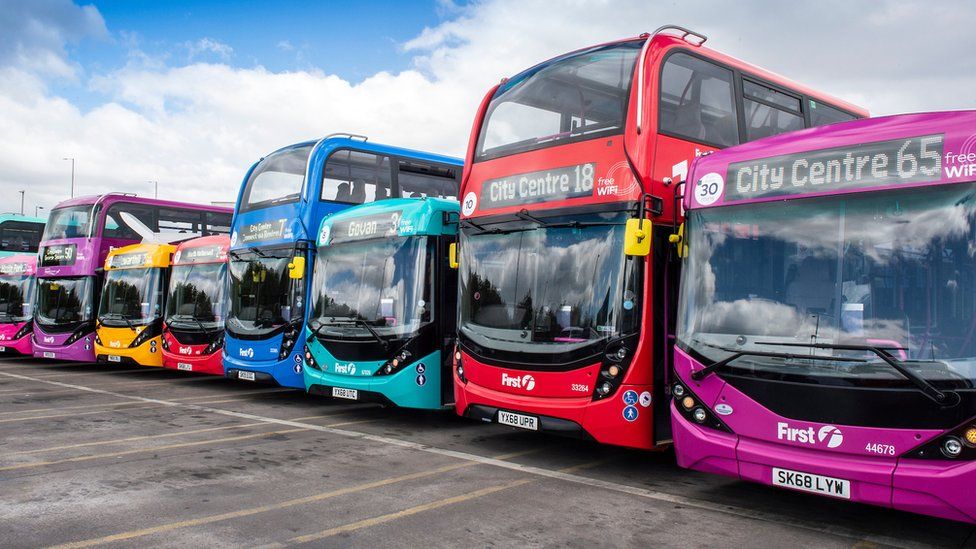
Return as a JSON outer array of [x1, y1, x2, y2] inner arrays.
[[865, 443, 895, 456]]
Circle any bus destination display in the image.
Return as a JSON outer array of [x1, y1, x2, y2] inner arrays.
[[479, 163, 595, 209], [325, 211, 402, 245], [725, 134, 944, 201]]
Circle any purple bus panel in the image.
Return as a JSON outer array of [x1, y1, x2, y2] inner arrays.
[[673, 110, 976, 523]]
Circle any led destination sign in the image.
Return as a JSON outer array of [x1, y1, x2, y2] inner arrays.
[[480, 163, 595, 209], [175, 245, 225, 264], [109, 252, 149, 269], [240, 219, 287, 244], [0, 263, 30, 276], [325, 211, 402, 245], [725, 134, 944, 201], [40, 244, 77, 267]]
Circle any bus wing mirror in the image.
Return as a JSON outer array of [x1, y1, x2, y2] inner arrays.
[[448, 242, 459, 269], [287, 256, 306, 279], [668, 223, 687, 259], [624, 219, 651, 257]]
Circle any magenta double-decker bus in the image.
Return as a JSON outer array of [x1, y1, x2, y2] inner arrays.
[[0, 254, 37, 355], [672, 110, 976, 523], [33, 194, 233, 362]]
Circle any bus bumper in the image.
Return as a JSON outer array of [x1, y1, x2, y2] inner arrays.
[[95, 339, 163, 367], [304, 360, 443, 410], [671, 408, 976, 524], [162, 350, 223, 375], [32, 328, 96, 362], [454, 370, 655, 450], [0, 330, 33, 356], [223, 353, 305, 389]]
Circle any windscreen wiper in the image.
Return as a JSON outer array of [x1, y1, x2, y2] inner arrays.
[[755, 341, 959, 406], [312, 317, 390, 351], [514, 209, 614, 230], [103, 312, 137, 332], [459, 218, 505, 235], [691, 346, 865, 381]]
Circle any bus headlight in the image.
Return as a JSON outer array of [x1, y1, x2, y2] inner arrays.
[[671, 380, 732, 433], [14, 322, 33, 340], [376, 349, 413, 376], [303, 344, 320, 370], [129, 324, 157, 348], [965, 427, 976, 447], [593, 335, 638, 401], [278, 322, 300, 360], [64, 321, 94, 345], [203, 333, 224, 355], [908, 420, 976, 460], [942, 437, 964, 458]]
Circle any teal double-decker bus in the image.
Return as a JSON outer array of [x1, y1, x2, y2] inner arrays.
[[303, 197, 459, 409], [0, 214, 45, 258]]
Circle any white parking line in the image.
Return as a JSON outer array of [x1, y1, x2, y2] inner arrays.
[[0, 369, 915, 548]]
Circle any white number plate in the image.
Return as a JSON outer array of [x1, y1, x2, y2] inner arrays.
[[43, 351, 55, 358], [497, 410, 538, 431], [331, 387, 358, 400], [177, 363, 193, 371], [772, 467, 850, 499], [238, 371, 256, 381], [107, 355, 121, 363]]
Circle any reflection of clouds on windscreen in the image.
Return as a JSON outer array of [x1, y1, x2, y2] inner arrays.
[[741, 199, 975, 264], [311, 239, 426, 330], [698, 298, 811, 337], [464, 227, 623, 331]]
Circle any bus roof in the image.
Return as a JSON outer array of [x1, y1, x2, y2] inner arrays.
[[262, 135, 462, 168], [104, 242, 176, 270], [0, 254, 36, 276], [0, 213, 45, 225], [317, 197, 459, 247], [172, 234, 230, 266], [500, 30, 866, 117], [51, 193, 234, 213], [686, 110, 976, 209]]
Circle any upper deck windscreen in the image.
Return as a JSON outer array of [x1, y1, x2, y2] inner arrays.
[[43, 205, 94, 241], [240, 145, 313, 211], [475, 40, 642, 161]]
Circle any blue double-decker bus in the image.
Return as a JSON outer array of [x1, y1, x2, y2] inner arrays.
[[224, 134, 462, 388]]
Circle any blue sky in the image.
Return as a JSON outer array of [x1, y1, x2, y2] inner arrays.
[[58, 0, 456, 108]]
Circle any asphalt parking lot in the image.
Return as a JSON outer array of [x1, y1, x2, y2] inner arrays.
[[0, 357, 973, 548]]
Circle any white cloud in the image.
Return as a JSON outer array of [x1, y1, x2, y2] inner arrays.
[[2, 0, 976, 214], [185, 37, 233, 61], [0, 0, 107, 78]]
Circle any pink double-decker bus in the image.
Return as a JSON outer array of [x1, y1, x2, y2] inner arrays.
[[0, 254, 37, 355], [672, 110, 976, 523], [33, 194, 232, 362]]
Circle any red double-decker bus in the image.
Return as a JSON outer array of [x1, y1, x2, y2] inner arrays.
[[452, 26, 868, 449]]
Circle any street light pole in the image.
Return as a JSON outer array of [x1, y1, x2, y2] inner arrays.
[[18, 190, 24, 215], [35, 205, 44, 218], [62, 157, 75, 197], [148, 180, 158, 199]]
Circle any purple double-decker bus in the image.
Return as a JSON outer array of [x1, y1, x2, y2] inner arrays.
[[33, 194, 233, 362], [672, 111, 976, 523]]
